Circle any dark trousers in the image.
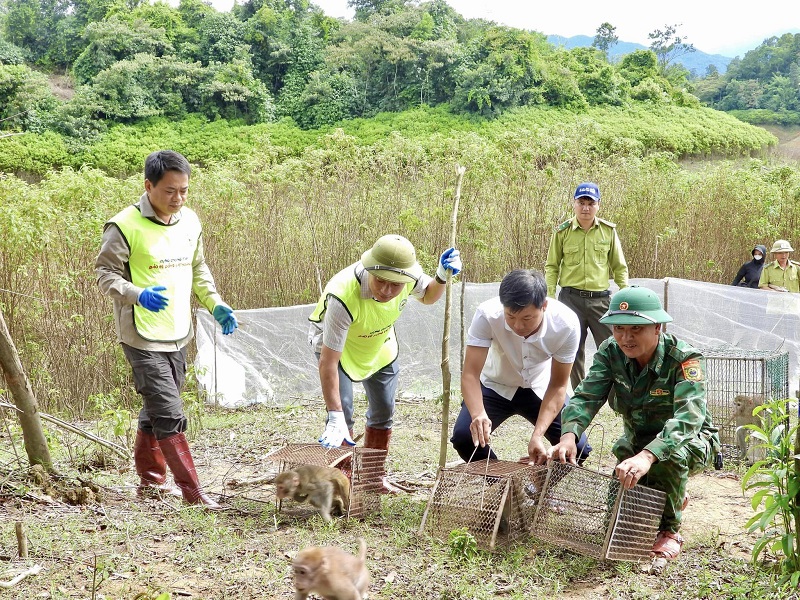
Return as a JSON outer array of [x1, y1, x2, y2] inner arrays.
[[558, 290, 612, 391], [450, 384, 592, 462], [122, 344, 188, 439]]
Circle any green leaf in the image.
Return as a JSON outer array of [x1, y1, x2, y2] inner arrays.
[[751, 489, 770, 510], [752, 536, 771, 561]]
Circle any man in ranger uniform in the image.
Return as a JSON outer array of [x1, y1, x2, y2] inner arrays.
[[758, 239, 799, 293], [309, 235, 461, 492], [545, 182, 628, 392], [549, 287, 721, 561], [96, 150, 238, 510]]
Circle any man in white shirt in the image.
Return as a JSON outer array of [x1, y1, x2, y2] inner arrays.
[[451, 269, 591, 463]]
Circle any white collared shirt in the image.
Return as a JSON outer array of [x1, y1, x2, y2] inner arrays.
[[467, 297, 580, 400]]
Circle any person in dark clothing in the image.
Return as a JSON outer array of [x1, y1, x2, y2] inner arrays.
[[731, 244, 766, 288]]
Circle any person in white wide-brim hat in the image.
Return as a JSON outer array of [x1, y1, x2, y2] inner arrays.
[[758, 239, 799, 293]]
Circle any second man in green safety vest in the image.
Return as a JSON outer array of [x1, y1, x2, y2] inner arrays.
[[309, 235, 461, 493]]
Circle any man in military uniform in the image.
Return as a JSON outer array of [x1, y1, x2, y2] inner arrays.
[[549, 286, 720, 561], [758, 239, 799, 293], [545, 182, 628, 393]]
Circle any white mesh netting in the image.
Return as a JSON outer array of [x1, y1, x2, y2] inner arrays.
[[194, 278, 800, 408]]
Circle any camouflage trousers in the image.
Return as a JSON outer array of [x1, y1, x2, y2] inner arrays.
[[613, 430, 719, 533]]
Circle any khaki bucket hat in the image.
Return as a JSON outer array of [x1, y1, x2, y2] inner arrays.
[[361, 235, 422, 283], [770, 239, 794, 253], [600, 286, 673, 325]]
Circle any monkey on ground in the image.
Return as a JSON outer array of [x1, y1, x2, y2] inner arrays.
[[292, 537, 369, 600], [727, 395, 766, 464], [275, 464, 350, 522]]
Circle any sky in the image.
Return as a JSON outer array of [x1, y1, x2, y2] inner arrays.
[[207, 0, 799, 58]]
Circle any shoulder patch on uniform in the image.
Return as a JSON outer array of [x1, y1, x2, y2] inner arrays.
[[681, 358, 703, 382], [596, 217, 616, 228], [557, 220, 571, 232]]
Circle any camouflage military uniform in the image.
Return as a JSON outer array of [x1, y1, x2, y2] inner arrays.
[[560, 333, 721, 533]]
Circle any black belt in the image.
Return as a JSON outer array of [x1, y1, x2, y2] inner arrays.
[[561, 287, 610, 298]]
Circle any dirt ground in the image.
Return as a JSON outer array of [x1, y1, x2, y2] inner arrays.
[[0, 401, 773, 599]]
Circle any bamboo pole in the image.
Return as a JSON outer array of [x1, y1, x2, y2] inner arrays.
[[438, 165, 466, 469]]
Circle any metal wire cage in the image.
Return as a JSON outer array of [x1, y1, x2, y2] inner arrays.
[[529, 462, 666, 561], [701, 347, 790, 460], [420, 460, 665, 560], [267, 443, 385, 519], [418, 460, 543, 551]]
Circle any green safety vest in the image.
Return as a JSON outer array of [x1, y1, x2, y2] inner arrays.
[[309, 264, 412, 381], [111, 204, 201, 342]]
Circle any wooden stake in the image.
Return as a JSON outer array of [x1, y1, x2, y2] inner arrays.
[[15, 522, 27, 558], [439, 166, 466, 469]]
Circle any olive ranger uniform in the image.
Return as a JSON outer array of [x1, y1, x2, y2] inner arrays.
[[758, 260, 800, 293], [561, 333, 720, 533], [545, 216, 628, 390]]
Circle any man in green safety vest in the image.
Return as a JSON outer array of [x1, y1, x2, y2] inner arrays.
[[96, 150, 238, 510], [309, 235, 461, 493]]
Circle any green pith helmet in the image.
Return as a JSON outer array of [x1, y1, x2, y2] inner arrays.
[[361, 234, 422, 283], [599, 286, 673, 325]]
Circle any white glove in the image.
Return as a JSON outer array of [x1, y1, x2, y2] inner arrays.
[[318, 410, 355, 449]]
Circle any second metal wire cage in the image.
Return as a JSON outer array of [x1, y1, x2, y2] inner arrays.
[[701, 347, 790, 460], [529, 462, 666, 561], [267, 443, 385, 519]]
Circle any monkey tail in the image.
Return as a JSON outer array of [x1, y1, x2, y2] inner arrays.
[[357, 537, 367, 564]]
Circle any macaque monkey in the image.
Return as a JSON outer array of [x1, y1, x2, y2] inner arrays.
[[275, 465, 350, 522], [292, 538, 370, 600], [728, 395, 766, 464]]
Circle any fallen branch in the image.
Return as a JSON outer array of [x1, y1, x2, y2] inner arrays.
[[0, 402, 130, 460], [0, 564, 43, 588]]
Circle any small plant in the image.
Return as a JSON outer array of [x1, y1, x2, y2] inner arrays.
[[741, 397, 800, 588], [448, 527, 479, 562]]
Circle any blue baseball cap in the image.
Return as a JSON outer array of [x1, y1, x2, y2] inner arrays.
[[574, 182, 600, 202]]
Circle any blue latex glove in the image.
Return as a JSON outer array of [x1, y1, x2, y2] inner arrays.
[[138, 286, 169, 312], [436, 247, 462, 280], [212, 304, 238, 335], [319, 410, 355, 449]]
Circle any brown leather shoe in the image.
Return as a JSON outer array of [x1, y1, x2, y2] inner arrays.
[[158, 432, 222, 510]]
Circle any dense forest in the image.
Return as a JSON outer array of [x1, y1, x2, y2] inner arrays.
[[1, 0, 797, 145], [0, 0, 719, 138], [693, 32, 800, 125]]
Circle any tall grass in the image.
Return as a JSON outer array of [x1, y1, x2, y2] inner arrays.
[[0, 116, 797, 416]]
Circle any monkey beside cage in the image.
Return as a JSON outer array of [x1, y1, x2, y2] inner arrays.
[[701, 347, 790, 461], [267, 443, 385, 519]]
